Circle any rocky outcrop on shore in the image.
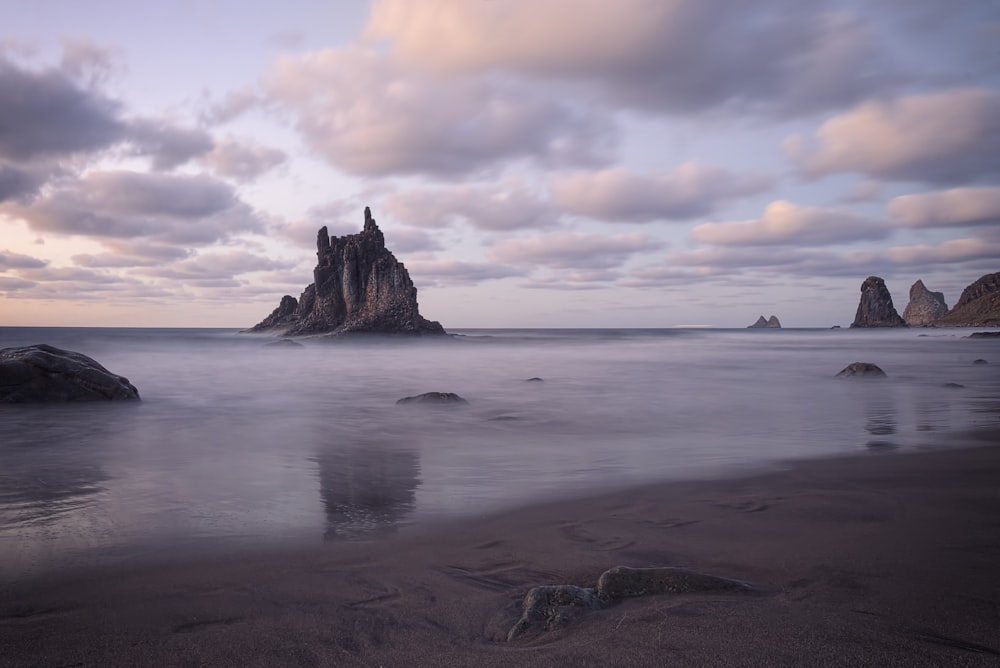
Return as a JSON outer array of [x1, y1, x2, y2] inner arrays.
[[0, 344, 140, 402], [850, 276, 906, 328], [748, 315, 781, 328], [248, 208, 445, 337], [902, 280, 948, 326], [933, 272, 1000, 327]]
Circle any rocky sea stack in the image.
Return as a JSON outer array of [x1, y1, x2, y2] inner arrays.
[[902, 280, 948, 326], [934, 272, 1000, 327], [850, 276, 906, 328], [747, 315, 781, 328], [248, 208, 445, 337]]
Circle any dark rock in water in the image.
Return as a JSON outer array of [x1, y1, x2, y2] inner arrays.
[[507, 566, 753, 641], [831, 325, 841, 329], [973, 358, 989, 365], [247, 207, 445, 337], [851, 276, 906, 328], [0, 344, 140, 402], [396, 392, 468, 405], [524, 377, 544, 382], [903, 279, 948, 326], [747, 315, 781, 328], [968, 331, 1000, 339], [265, 339, 304, 348], [934, 272, 1000, 327], [836, 362, 887, 378], [942, 382, 965, 388], [488, 415, 521, 421]]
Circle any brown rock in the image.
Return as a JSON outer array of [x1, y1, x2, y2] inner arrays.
[[934, 272, 1000, 326], [902, 280, 948, 326], [850, 276, 906, 328]]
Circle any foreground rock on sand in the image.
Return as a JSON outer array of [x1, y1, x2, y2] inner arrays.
[[0, 344, 140, 402], [934, 271, 1000, 326], [508, 566, 753, 640], [903, 279, 948, 326], [851, 276, 906, 328], [247, 207, 445, 337], [836, 362, 887, 377]]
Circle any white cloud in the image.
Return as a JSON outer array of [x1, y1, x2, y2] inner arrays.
[[888, 187, 1000, 228], [550, 163, 772, 223], [786, 88, 1000, 183], [201, 137, 287, 182], [489, 231, 659, 269], [263, 47, 615, 176], [692, 200, 888, 246], [383, 181, 554, 231]]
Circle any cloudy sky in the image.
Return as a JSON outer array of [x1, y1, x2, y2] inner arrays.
[[1, 0, 998, 328]]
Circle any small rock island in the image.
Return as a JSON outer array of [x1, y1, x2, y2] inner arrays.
[[248, 207, 445, 337], [902, 280, 948, 327], [747, 315, 781, 328]]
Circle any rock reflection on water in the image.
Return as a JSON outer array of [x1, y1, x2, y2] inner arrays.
[[315, 443, 420, 540]]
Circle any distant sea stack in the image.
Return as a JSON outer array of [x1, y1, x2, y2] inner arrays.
[[248, 207, 445, 337], [934, 272, 1000, 327], [747, 315, 781, 328], [850, 276, 906, 328], [902, 280, 948, 326]]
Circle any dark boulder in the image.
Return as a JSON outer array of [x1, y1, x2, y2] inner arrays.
[[968, 331, 1000, 339], [836, 362, 887, 378], [0, 344, 140, 402], [851, 276, 906, 328], [973, 358, 989, 365], [396, 392, 468, 405]]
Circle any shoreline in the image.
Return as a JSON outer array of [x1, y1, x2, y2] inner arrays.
[[4, 437, 1000, 666]]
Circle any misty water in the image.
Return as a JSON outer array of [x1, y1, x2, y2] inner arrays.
[[1, 327, 998, 582]]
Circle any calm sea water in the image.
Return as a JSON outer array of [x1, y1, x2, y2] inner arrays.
[[1, 327, 998, 582]]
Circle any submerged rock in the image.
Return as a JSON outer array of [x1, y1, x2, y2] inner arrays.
[[851, 276, 906, 328], [934, 272, 1000, 327], [247, 207, 445, 337], [396, 392, 468, 405], [0, 344, 140, 402], [902, 280, 948, 326], [836, 362, 887, 378], [973, 359, 989, 365], [968, 331, 1000, 338]]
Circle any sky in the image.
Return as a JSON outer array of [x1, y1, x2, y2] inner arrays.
[[1, 0, 998, 329]]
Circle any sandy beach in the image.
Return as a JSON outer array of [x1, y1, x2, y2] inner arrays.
[[3, 434, 999, 667]]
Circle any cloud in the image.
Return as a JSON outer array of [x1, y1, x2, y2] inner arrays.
[[0, 162, 48, 202], [132, 250, 295, 282], [0, 53, 123, 161], [692, 200, 889, 246], [404, 259, 523, 286], [124, 118, 214, 170], [2, 169, 264, 245], [201, 137, 286, 181], [0, 249, 47, 269], [365, 0, 897, 116], [786, 88, 1000, 184], [488, 231, 659, 269], [0, 276, 37, 291], [888, 187, 1000, 228], [383, 181, 554, 231], [264, 47, 615, 176], [550, 164, 772, 223], [886, 238, 1000, 265]]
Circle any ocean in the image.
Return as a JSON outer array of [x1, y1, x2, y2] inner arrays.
[[1, 327, 998, 582]]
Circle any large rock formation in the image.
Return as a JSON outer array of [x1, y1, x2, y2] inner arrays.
[[0, 344, 140, 402], [934, 272, 1000, 327], [902, 280, 949, 326], [748, 315, 781, 328], [248, 207, 445, 337], [850, 276, 906, 328]]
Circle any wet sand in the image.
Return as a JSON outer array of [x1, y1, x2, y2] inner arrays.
[[3, 436, 999, 667]]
